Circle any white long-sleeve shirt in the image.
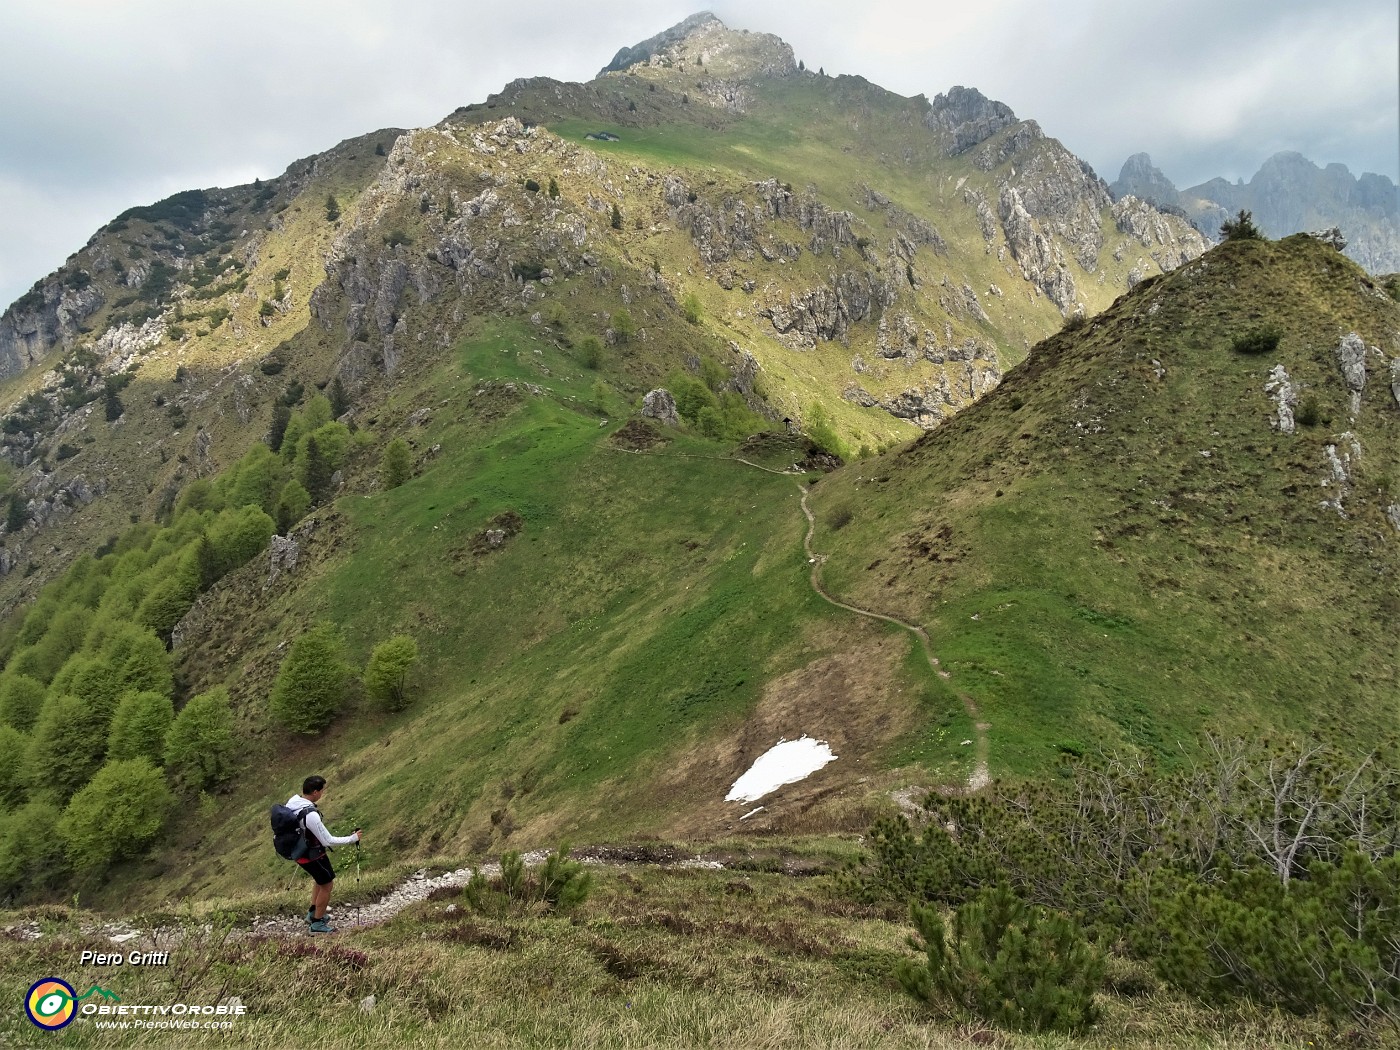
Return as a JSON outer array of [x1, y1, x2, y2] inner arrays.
[[286, 794, 359, 851]]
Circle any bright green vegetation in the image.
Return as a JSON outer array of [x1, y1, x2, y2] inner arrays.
[[814, 235, 1400, 774]]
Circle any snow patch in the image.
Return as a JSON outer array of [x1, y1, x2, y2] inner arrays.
[[726, 736, 837, 803]]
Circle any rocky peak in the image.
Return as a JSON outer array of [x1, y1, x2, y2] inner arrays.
[[924, 86, 1018, 156], [598, 13, 796, 82], [1110, 153, 1180, 210]]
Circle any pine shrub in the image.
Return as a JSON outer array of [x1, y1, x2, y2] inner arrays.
[[463, 844, 592, 915], [897, 885, 1105, 1033]]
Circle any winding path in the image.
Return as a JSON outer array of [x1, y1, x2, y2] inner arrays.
[[796, 484, 990, 793]]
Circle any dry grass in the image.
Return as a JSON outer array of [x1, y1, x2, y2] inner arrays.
[[0, 863, 1371, 1049]]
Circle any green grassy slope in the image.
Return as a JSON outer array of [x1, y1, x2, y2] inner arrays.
[[812, 235, 1400, 773], [118, 318, 960, 907]]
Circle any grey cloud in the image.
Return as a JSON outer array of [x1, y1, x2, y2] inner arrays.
[[1, 0, 1394, 307]]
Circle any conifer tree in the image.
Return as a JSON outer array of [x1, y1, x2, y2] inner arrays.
[[275, 479, 311, 533], [301, 435, 332, 503], [268, 402, 291, 452], [329, 377, 350, 419], [610, 202, 623, 230]]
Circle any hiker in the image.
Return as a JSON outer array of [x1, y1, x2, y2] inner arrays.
[[286, 775, 362, 933]]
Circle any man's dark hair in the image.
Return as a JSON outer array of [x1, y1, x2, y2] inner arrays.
[[303, 775, 327, 795]]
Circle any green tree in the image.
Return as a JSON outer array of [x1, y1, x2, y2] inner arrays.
[[548, 177, 560, 199], [0, 801, 68, 899], [0, 724, 27, 806], [325, 194, 341, 222], [269, 622, 350, 734], [209, 505, 276, 571], [59, 758, 173, 872], [50, 654, 126, 720], [136, 567, 199, 640], [106, 691, 174, 765], [610, 310, 635, 344], [103, 378, 124, 421], [225, 444, 284, 513], [898, 886, 1105, 1033], [364, 635, 419, 710], [0, 673, 46, 732], [115, 630, 173, 698], [805, 401, 843, 458], [275, 479, 311, 533], [194, 534, 224, 590], [164, 686, 237, 789], [610, 202, 623, 230], [1220, 209, 1262, 241], [381, 438, 412, 490], [24, 693, 110, 804], [682, 291, 703, 325]]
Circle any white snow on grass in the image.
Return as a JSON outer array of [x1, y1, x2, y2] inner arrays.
[[726, 736, 837, 803]]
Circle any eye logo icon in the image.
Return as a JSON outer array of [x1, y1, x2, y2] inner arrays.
[[25, 978, 77, 1029]]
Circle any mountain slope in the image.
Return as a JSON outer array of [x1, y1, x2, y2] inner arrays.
[[813, 233, 1400, 769]]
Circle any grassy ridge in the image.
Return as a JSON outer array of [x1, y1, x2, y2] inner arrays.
[[812, 236, 1400, 774]]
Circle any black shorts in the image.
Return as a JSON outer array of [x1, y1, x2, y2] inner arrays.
[[298, 855, 335, 885]]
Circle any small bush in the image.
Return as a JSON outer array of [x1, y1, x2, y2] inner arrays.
[[898, 885, 1105, 1033], [523, 179, 540, 193], [682, 291, 703, 325], [1232, 328, 1281, 355], [383, 229, 413, 248], [463, 844, 592, 915], [610, 203, 623, 230], [575, 336, 604, 370], [1296, 395, 1320, 427]]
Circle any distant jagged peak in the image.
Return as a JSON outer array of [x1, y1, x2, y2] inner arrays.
[[1110, 153, 1180, 209], [598, 11, 796, 82]]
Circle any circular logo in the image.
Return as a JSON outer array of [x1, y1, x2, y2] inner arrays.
[[25, 978, 77, 1030]]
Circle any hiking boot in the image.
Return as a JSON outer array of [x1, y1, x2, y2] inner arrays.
[[308, 918, 335, 934], [305, 908, 315, 924]]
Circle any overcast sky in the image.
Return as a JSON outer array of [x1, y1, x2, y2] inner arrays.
[[2, 0, 1396, 309]]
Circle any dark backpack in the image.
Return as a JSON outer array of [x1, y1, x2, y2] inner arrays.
[[270, 803, 318, 861]]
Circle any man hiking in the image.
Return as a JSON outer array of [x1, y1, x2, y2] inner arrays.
[[286, 775, 362, 933]]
